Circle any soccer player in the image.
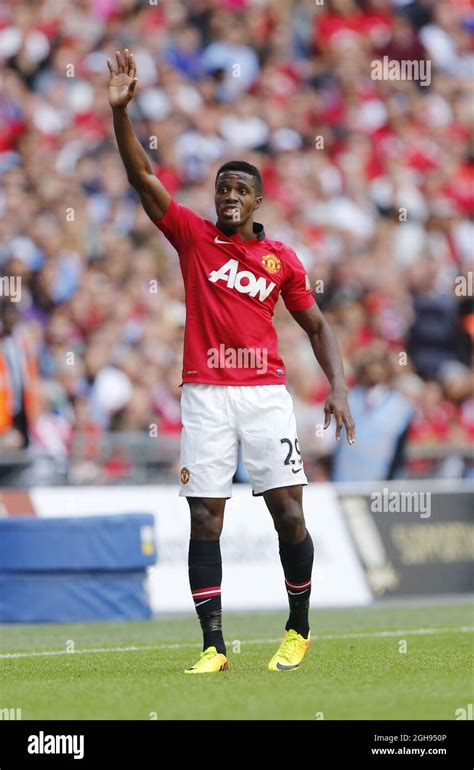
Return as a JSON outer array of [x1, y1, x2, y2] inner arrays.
[[108, 50, 355, 673]]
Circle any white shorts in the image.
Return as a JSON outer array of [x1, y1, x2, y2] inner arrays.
[[179, 384, 308, 498]]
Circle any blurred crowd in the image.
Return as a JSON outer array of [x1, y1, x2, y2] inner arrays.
[[0, 0, 472, 483]]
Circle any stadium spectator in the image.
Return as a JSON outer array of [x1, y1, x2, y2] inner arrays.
[[332, 341, 414, 480], [0, 300, 40, 450]]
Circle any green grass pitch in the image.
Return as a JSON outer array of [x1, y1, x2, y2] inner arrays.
[[1, 601, 472, 720]]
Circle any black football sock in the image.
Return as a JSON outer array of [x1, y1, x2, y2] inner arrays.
[[278, 530, 314, 639], [188, 539, 226, 655]]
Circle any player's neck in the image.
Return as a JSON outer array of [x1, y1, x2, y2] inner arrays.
[[217, 219, 256, 242]]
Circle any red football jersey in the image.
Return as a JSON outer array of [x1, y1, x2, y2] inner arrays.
[[155, 199, 315, 385]]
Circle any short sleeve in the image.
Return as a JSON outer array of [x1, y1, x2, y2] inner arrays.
[[153, 199, 203, 253], [280, 250, 315, 311]]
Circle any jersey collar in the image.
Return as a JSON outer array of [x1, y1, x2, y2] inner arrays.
[[216, 221, 266, 242]]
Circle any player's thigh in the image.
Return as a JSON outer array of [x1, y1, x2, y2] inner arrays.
[[238, 385, 308, 495], [179, 384, 238, 498]]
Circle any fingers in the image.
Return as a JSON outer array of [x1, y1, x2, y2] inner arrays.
[[323, 401, 356, 444], [129, 51, 136, 79], [115, 50, 125, 72], [123, 48, 136, 77], [112, 49, 136, 77], [343, 412, 356, 445], [323, 403, 331, 430], [128, 78, 138, 95]]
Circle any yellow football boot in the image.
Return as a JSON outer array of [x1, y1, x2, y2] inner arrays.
[[184, 646, 230, 674], [268, 629, 310, 671]]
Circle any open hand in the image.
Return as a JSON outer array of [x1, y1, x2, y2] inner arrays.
[[107, 49, 138, 109]]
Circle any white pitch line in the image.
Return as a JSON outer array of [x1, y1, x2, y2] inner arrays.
[[0, 626, 472, 660]]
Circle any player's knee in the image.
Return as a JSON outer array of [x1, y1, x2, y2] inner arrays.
[[189, 499, 223, 539], [272, 504, 305, 539]]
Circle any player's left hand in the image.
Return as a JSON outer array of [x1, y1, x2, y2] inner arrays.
[[324, 388, 355, 445]]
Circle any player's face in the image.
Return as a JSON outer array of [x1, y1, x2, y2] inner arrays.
[[215, 172, 262, 227]]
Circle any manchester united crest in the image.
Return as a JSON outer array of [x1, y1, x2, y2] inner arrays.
[[261, 253, 281, 274], [180, 467, 190, 484]]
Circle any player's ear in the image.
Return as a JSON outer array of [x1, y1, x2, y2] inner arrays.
[[254, 196, 262, 211]]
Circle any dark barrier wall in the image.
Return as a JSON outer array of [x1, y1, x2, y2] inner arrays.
[[337, 481, 474, 599]]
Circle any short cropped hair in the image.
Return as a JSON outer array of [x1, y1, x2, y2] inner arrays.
[[215, 161, 263, 196]]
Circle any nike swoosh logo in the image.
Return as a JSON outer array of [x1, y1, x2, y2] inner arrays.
[[215, 236, 233, 244], [292, 467, 303, 474], [194, 598, 213, 607]]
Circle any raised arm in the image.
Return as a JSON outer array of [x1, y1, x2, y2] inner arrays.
[[290, 302, 356, 444], [107, 49, 171, 222]]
